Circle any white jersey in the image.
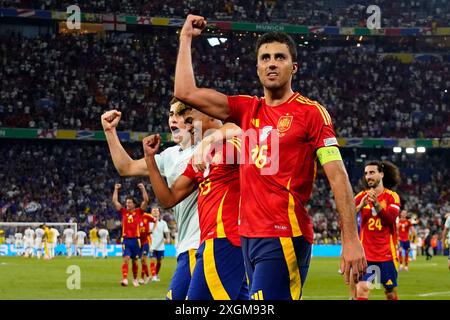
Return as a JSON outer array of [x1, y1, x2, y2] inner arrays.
[[98, 229, 109, 243], [14, 233, 23, 247], [35, 228, 45, 240], [76, 231, 87, 245], [155, 145, 199, 256], [34, 228, 44, 248], [150, 219, 170, 251], [51, 228, 60, 243], [24, 228, 35, 240], [445, 216, 450, 243], [63, 228, 75, 243]]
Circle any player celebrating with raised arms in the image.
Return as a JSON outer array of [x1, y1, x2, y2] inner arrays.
[[101, 99, 201, 299], [174, 14, 366, 299], [354, 160, 401, 300], [143, 118, 248, 300], [112, 183, 149, 287]]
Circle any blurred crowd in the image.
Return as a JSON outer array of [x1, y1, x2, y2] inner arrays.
[[312, 148, 450, 246], [0, 140, 449, 246], [1, 31, 449, 138], [0, 140, 178, 241], [1, 0, 449, 27]]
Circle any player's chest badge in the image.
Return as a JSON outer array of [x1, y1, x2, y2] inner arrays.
[[277, 114, 293, 138]]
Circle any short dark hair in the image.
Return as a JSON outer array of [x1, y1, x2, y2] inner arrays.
[[125, 196, 138, 206], [255, 32, 297, 62], [363, 160, 401, 189]]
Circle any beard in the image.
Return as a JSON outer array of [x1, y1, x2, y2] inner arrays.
[[367, 179, 380, 188]]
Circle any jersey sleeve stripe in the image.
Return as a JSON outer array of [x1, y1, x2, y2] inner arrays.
[[385, 189, 400, 204], [312, 104, 330, 126], [296, 96, 332, 125]]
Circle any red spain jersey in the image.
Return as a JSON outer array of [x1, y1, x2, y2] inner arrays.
[[139, 213, 156, 244], [227, 92, 338, 242], [397, 219, 412, 242], [355, 189, 401, 262], [183, 139, 241, 247], [120, 207, 143, 239]]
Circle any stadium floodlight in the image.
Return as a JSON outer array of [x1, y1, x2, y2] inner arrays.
[[219, 37, 227, 44], [393, 147, 402, 153], [207, 37, 220, 47], [405, 147, 415, 154], [417, 146, 426, 153]]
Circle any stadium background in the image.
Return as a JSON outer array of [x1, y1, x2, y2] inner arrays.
[[0, 0, 449, 300]]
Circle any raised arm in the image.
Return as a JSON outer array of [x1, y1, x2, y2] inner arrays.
[[142, 134, 197, 209], [112, 183, 123, 211], [138, 183, 150, 210], [101, 110, 148, 176], [193, 122, 242, 171], [323, 160, 367, 284], [174, 14, 230, 121]]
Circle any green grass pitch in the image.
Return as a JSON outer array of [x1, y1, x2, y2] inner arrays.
[[0, 255, 448, 300]]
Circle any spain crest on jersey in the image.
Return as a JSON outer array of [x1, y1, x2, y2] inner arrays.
[[277, 114, 293, 134]]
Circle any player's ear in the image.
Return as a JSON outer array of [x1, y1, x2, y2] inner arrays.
[[292, 63, 298, 75]]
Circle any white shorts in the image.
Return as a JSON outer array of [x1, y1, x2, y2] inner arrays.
[[35, 239, 43, 249], [76, 242, 84, 248], [24, 240, 34, 248], [15, 241, 23, 248]]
